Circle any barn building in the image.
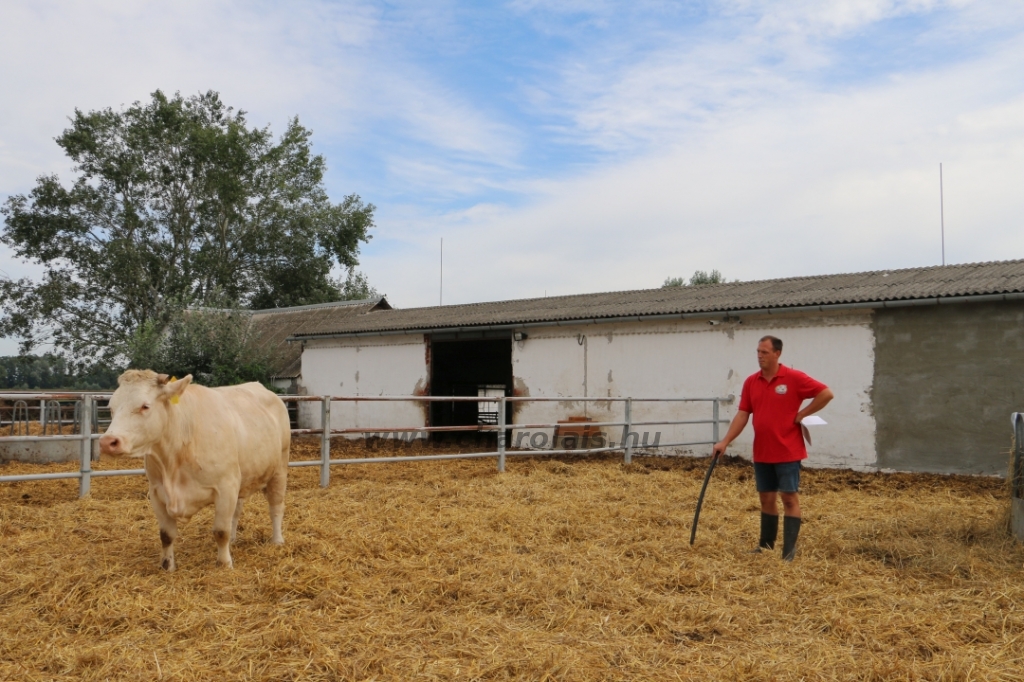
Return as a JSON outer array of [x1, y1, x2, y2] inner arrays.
[[285, 260, 1024, 476], [250, 297, 392, 394]]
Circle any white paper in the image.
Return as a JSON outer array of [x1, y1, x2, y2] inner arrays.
[[800, 415, 827, 426]]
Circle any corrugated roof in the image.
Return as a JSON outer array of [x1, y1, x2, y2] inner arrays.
[[290, 260, 1024, 338], [248, 298, 390, 377]]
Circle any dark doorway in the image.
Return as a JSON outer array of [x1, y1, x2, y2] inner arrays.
[[430, 337, 513, 443]]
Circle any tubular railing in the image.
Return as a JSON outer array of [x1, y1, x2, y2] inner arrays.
[[1, 393, 732, 497]]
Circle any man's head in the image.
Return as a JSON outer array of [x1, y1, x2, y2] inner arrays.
[[757, 335, 783, 371]]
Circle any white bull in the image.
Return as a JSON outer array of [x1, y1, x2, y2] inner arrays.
[[99, 370, 290, 570]]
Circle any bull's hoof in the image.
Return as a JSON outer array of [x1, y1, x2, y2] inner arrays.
[[217, 558, 234, 569], [271, 536, 285, 546], [161, 558, 175, 572]]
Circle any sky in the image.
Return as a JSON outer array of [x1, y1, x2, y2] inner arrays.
[[1, 0, 1023, 355]]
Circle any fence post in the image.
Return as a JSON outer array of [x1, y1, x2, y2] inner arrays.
[[320, 397, 331, 488], [79, 395, 93, 498], [713, 399, 720, 445], [497, 396, 506, 472], [623, 397, 633, 464], [40, 399, 46, 430]]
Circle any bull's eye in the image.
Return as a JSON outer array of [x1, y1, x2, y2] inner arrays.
[[139, 403, 150, 414]]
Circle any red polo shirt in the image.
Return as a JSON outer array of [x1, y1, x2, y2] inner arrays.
[[738, 364, 828, 464]]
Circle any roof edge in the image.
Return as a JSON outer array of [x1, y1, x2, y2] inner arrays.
[[323, 258, 1024, 315], [288, 291, 1024, 341], [250, 296, 389, 315], [190, 296, 390, 316]]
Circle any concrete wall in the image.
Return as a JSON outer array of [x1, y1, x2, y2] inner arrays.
[[512, 311, 877, 469], [1, 439, 98, 464], [873, 301, 1024, 475], [299, 335, 429, 434]]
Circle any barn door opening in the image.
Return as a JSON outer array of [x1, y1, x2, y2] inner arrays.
[[429, 336, 513, 443]]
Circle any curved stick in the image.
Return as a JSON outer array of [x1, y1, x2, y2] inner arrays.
[[689, 454, 719, 545]]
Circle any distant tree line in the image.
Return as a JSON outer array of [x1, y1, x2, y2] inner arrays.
[[663, 270, 726, 287], [0, 355, 119, 390]]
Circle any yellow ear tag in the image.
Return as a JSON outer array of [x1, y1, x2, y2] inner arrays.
[[169, 377, 180, 404]]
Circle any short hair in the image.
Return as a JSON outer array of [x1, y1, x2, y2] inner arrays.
[[759, 335, 783, 352]]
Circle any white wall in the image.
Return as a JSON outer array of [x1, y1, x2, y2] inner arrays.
[[512, 311, 877, 469], [295, 310, 879, 469], [299, 335, 429, 435]]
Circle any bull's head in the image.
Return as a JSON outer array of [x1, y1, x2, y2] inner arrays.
[[99, 370, 192, 457]]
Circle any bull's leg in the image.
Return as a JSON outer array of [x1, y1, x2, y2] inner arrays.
[[230, 497, 245, 543], [212, 492, 238, 569], [265, 466, 287, 545], [149, 492, 178, 572]]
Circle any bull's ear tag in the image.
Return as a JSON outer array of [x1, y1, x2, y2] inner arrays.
[[170, 377, 180, 404]]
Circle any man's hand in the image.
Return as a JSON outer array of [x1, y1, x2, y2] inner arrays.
[[713, 410, 750, 460], [796, 388, 834, 424]]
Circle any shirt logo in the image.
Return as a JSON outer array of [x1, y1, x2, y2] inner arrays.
[[775, 384, 788, 395]]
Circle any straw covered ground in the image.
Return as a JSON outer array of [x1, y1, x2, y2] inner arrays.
[[1, 438, 1022, 681]]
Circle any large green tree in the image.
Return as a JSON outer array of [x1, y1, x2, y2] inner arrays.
[[0, 90, 374, 370]]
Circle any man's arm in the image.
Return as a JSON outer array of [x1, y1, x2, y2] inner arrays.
[[795, 388, 834, 423], [712, 410, 750, 458]]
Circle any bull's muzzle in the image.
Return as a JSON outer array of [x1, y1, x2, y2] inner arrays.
[[99, 434, 127, 456]]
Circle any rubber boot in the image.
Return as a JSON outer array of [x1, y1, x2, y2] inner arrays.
[[782, 516, 802, 562], [752, 512, 778, 553]]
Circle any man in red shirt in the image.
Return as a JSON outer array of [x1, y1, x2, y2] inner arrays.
[[712, 335, 833, 560]]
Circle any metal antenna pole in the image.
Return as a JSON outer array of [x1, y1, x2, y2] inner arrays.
[[440, 238, 443, 306], [940, 163, 945, 266]]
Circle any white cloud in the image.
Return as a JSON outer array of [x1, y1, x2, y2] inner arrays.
[[725, 0, 947, 35], [365, 37, 1024, 308], [0, 0, 516, 195], [523, 0, 1023, 155]]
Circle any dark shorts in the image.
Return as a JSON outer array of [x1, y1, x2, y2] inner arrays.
[[753, 461, 802, 493]]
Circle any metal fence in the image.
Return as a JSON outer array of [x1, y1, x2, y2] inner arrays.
[[1, 393, 732, 498]]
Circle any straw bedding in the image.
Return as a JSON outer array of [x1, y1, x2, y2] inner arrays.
[[1, 438, 1022, 681], [3, 420, 78, 436]]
